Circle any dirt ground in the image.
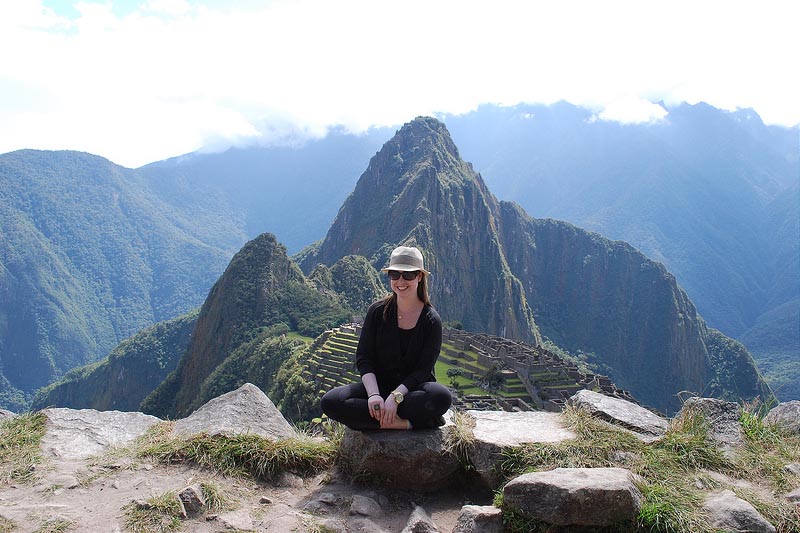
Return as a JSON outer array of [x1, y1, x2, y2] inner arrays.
[[0, 451, 494, 532]]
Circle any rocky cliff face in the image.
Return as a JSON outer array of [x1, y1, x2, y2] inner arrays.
[[300, 117, 540, 343], [300, 117, 771, 414]]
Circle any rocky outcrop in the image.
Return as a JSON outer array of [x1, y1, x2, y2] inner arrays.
[[703, 490, 777, 533], [172, 383, 298, 440], [40, 408, 161, 460], [569, 389, 668, 440], [764, 400, 800, 434], [677, 397, 745, 454], [503, 467, 644, 527], [467, 410, 576, 488], [339, 414, 461, 491]]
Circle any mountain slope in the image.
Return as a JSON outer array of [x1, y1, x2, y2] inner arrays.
[[299, 117, 540, 344], [30, 310, 197, 411], [0, 150, 236, 409], [141, 233, 355, 418], [300, 117, 772, 413]]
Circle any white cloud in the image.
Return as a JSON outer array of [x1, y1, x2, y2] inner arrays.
[[0, 0, 798, 167], [598, 98, 668, 124]]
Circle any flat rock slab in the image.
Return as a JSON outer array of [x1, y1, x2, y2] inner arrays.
[[764, 401, 800, 435], [40, 408, 161, 460], [569, 389, 668, 439], [340, 420, 460, 492], [173, 383, 297, 440], [503, 467, 643, 527], [467, 410, 576, 489]]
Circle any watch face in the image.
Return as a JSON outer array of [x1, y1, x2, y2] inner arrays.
[[394, 392, 404, 403]]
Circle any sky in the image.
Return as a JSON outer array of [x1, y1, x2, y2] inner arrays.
[[1, 0, 798, 168]]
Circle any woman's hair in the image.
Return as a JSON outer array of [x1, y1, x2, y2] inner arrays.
[[382, 271, 431, 320]]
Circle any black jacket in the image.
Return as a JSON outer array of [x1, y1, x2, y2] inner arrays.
[[355, 299, 442, 392]]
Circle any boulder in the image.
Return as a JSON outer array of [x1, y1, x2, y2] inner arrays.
[[172, 383, 297, 440], [467, 410, 576, 488], [568, 389, 668, 439], [40, 408, 161, 460], [339, 419, 460, 491], [677, 397, 744, 453], [349, 494, 383, 518], [452, 505, 502, 533], [764, 401, 800, 434], [703, 490, 776, 532], [401, 505, 438, 532], [502, 467, 643, 527]]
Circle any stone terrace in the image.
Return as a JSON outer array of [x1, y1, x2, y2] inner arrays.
[[304, 325, 635, 413]]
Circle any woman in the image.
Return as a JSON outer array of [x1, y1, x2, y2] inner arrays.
[[320, 246, 452, 430]]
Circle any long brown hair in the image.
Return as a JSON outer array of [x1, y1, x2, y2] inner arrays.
[[382, 271, 431, 320]]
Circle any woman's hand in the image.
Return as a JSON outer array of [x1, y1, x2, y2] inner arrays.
[[367, 394, 384, 421], [380, 396, 399, 427]]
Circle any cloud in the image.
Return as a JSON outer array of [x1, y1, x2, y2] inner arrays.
[[0, 0, 798, 167]]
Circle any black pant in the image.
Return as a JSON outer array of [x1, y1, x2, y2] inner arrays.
[[320, 382, 453, 430]]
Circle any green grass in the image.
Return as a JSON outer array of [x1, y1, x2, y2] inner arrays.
[[497, 403, 800, 533], [285, 331, 314, 344], [132, 422, 338, 480], [0, 413, 47, 484], [122, 491, 184, 533]]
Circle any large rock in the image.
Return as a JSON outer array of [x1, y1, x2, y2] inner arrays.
[[764, 401, 800, 434], [40, 408, 161, 460], [568, 389, 668, 439], [503, 467, 643, 527], [677, 397, 744, 453], [172, 383, 297, 440], [452, 505, 502, 533], [467, 410, 576, 488], [339, 417, 460, 491], [0, 409, 16, 420], [703, 490, 776, 532]]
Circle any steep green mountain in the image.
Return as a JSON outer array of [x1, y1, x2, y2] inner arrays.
[[135, 103, 796, 399], [300, 117, 772, 414], [140, 233, 357, 418], [0, 150, 238, 409], [442, 103, 798, 399], [30, 311, 197, 411], [299, 118, 541, 344]]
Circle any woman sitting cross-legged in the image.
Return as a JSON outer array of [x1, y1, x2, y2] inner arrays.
[[320, 246, 452, 430]]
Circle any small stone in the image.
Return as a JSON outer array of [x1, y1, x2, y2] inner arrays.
[[349, 495, 383, 517], [316, 492, 338, 505], [178, 484, 206, 517], [259, 496, 273, 504], [143, 464, 153, 471]]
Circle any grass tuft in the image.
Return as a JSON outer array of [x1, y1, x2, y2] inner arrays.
[[199, 480, 231, 513], [0, 413, 47, 484], [33, 519, 74, 533], [122, 491, 184, 533], [443, 410, 476, 470], [132, 423, 337, 480]]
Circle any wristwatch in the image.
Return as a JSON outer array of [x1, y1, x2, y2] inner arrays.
[[391, 391, 404, 404]]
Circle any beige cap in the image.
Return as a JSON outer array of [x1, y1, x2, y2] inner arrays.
[[381, 246, 430, 274]]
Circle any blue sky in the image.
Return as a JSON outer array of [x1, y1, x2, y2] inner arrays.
[[2, 0, 798, 167]]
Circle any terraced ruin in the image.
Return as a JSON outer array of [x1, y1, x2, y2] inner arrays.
[[303, 325, 636, 412]]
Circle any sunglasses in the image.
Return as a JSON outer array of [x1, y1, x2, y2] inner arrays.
[[387, 270, 419, 281]]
